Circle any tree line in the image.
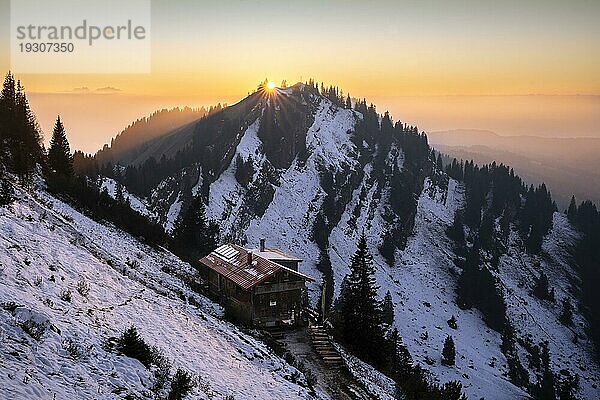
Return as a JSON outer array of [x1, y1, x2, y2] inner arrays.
[[330, 233, 467, 399], [567, 197, 600, 361], [443, 154, 584, 398], [0, 71, 218, 263]]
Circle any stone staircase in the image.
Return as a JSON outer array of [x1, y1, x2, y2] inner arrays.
[[309, 324, 344, 368]]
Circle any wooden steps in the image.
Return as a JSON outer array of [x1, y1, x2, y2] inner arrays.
[[264, 326, 285, 340], [309, 324, 344, 368]]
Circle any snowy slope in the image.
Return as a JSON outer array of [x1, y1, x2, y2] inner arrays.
[[100, 177, 157, 220], [382, 179, 527, 399], [122, 88, 600, 399], [498, 213, 600, 398], [327, 160, 390, 297], [207, 118, 265, 242], [198, 96, 537, 398], [244, 99, 359, 297], [0, 186, 325, 400]]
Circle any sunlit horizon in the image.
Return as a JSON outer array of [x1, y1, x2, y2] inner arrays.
[[1, 0, 600, 98], [0, 0, 598, 152]]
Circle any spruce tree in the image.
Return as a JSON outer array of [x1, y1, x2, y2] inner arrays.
[[15, 81, 42, 162], [559, 298, 573, 326], [533, 271, 553, 301], [0, 73, 42, 180], [447, 211, 465, 245], [0, 72, 17, 146], [115, 180, 125, 204], [567, 195, 577, 221], [388, 328, 412, 379], [442, 335, 456, 366], [171, 195, 219, 260], [531, 341, 557, 400], [441, 381, 468, 400], [557, 371, 579, 400], [436, 153, 443, 171], [382, 290, 394, 325], [339, 232, 385, 362], [168, 369, 195, 400], [48, 116, 73, 177], [116, 325, 152, 368], [345, 94, 352, 109]]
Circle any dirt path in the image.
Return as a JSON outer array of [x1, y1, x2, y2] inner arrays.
[[279, 328, 375, 400]]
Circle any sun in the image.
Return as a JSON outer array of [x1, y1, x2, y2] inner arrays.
[[266, 81, 276, 90]]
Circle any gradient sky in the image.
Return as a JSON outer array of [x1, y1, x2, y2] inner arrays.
[[0, 0, 599, 152], [1, 0, 600, 97]]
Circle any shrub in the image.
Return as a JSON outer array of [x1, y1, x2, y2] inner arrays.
[[60, 289, 72, 302], [151, 345, 172, 393], [116, 326, 153, 368], [442, 336, 456, 366], [20, 319, 45, 341], [63, 338, 84, 359], [76, 279, 90, 297], [1, 301, 19, 312], [447, 315, 458, 330], [126, 258, 140, 269], [168, 369, 195, 400], [0, 176, 13, 206]]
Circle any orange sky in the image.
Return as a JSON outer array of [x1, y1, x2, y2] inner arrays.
[[1, 0, 599, 152], [1, 0, 600, 98]]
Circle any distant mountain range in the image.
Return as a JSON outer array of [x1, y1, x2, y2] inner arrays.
[[428, 129, 600, 208]]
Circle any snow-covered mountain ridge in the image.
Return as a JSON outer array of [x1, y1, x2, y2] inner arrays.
[[95, 83, 600, 399]]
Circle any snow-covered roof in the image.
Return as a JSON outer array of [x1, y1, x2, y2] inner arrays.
[[200, 244, 313, 290], [245, 248, 303, 262]]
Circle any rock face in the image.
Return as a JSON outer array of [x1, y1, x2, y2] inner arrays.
[[101, 83, 600, 399]]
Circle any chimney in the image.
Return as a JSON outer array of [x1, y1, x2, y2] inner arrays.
[[260, 238, 265, 252], [247, 251, 253, 264]]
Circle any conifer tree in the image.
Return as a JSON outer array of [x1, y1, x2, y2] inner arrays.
[[0, 167, 13, 206], [168, 369, 195, 400], [48, 116, 73, 177], [531, 341, 557, 400], [115, 180, 125, 204], [15, 80, 42, 164], [171, 195, 219, 259], [0, 72, 42, 180], [345, 94, 352, 109], [567, 195, 577, 221], [388, 328, 412, 378], [533, 271, 553, 301], [0, 72, 17, 146], [116, 325, 152, 368], [559, 298, 573, 326], [436, 153, 443, 171], [441, 381, 468, 400], [447, 211, 466, 254], [382, 290, 394, 325], [557, 371, 579, 400], [442, 335, 456, 366], [339, 232, 385, 361]]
